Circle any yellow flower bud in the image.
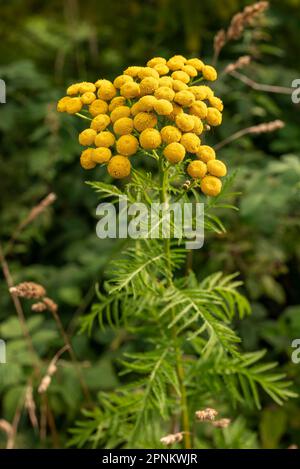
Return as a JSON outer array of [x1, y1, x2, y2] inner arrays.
[[163, 142, 186, 164], [109, 96, 126, 112], [181, 65, 197, 77], [175, 113, 195, 132], [172, 80, 188, 91], [66, 97, 83, 114], [113, 74, 133, 89], [66, 83, 80, 95], [138, 95, 157, 111], [154, 63, 169, 75], [147, 57, 167, 67], [160, 126, 182, 144], [139, 128, 162, 150], [113, 117, 134, 135], [200, 175, 222, 196], [138, 67, 160, 80], [196, 145, 216, 163], [180, 133, 201, 153], [202, 65, 217, 81], [153, 99, 173, 115], [92, 147, 112, 164], [94, 131, 115, 148], [174, 90, 195, 107], [206, 107, 222, 126], [57, 96, 71, 113], [187, 160, 207, 179], [110, 105, 131, 123], [120, 82, 141, 99], [189, 85, 213, 100], [207, 159, 227, 177], [191, 116, 204, 135], [130, 101, 142, 116], [189, 101, 208, 119], [79, 82, 96, 93], [116, 135, 139, 156], [133, 112, 157, 132], [123, 66, 143, 77], [80, 148, 96, 169], [107, 155, 131, 179], [158, 76, 174, 88], [81, 92, 96, 105], [167, 56, 186, 71], [78, 128, 97, 146], [89, 99, 108, 117], [169, 103, 183, 121], [186, 58, 204, 71], [90, 114, 111, 131], [171, 70, 190, 84], [209, 96, 224, 112], [139, 77, 159, 96], [97, 80, 117, 101], [154, 86, 175, 101]]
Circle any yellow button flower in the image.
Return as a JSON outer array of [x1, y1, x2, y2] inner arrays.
[[120, 82, 141, 99], [109, 96, 126, 112], [81, 92, 96, 105], [113, 117, 134, 135], [138, 67, 160, 80], [57, 96, 72, 112], [80, 148, 96, 169], [97, 80, 117, 101], [167, 55, 186, 71], [130, 102, 142, 116], [123, 66, 142, 77], [187, 160, 207, 179], [190, 101, 208, 119], [202, 65, 217, 81], [181, 65, 197, 77], [139, 128, 162, 150], [174, 90, 195, 107], [110, 105, 131, 123], [171, 70, 190, 84], [89, 99, 109, 117], [169, 103, 183, 121], [139, 77, 159, 96], [160, 126, 182, 144], [175, 113, 195, 132], [94, 131, 115, 148], [191, 116, 204, 135], [138, 95, 157, 111], [92, 147, 112, 164], [90, 114, 111, 131], [200, 175, 222, 196], [113, 74, 133, 89], [107, 155, 131, 179], [209, 96, 224, 112], [163, 142, 186, 164], [154, 86, 175, 101], [154, 63, 169, 76], [147, 57, 167, 67], [189, 85, 213, 100], [186, 58, 204, 71], [79, 82, 96, 93], [133, 112, 157, 132], [153, 99, 173, 115], [207, 159, 227, 177], [66, 83, 80, 95], [196, 145, 216, 163], [206, 107, 222, 126], [65, 97, 83, 114], [116, 135, 139, 156], [79, 128, 97, 146], [158, 76, 174, 88], [172, 80, 188, 91], [180, 133, 201, 153]]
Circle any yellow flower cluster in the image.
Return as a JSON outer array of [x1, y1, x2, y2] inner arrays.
[[57, 55, 227, 195]]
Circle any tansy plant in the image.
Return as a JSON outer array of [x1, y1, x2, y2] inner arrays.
[[57, 55, 296, 449]]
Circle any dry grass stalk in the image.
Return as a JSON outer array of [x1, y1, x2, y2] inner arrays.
[[212, 418, 231, 428], [213, 1, 269, 62], [223, 55, 251, 74], [25, 384, 39, 430], [0, 419, 13, 438], [214, 119, 285, 151], [38, 344, 69, 394], [10, 282, 46, 299], [160, 432, 184, 446], [195, 407, 218, 421], [230, 70, 293, 95]]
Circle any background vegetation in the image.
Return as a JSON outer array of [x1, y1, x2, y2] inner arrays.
[[0, 0, 299, 449]]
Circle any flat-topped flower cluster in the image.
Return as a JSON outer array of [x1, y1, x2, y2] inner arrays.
[[57, 55, 227, 196]]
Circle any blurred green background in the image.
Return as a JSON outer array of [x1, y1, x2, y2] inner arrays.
[[0, 0, 300, 449]]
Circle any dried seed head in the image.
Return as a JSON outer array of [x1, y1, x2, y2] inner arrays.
[[227, 1, 269, 41], [212, 418, 231, 428], [195, 407, 218, 421], [10, 282, 46, 299], [160, 432, 184, 446], [31, 302, 47, 313], [213, 29, 226, 57], [47, 363, 57, 376], [38, 375, 52, 394], [249, 120, 284, 134], [224, 55, 251, 74]]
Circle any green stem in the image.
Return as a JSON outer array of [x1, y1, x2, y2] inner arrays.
[[158, 154, 192, 449]]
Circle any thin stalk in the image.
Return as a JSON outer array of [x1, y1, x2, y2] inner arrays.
[[158, 155, 192, 449]]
